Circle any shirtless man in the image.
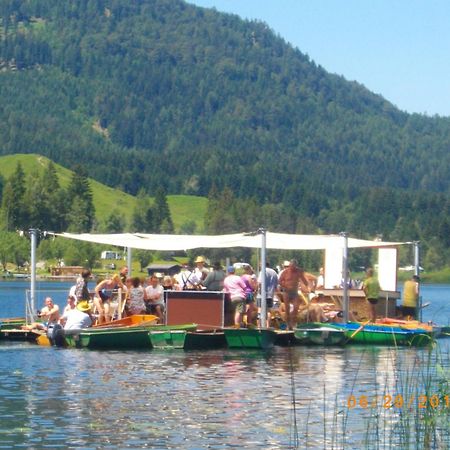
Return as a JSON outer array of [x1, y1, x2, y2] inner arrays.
[[278, 259, 310, 330], [22, 297, 60, 331]]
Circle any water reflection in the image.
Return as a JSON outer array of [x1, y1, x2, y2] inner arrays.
[[0, 341, 448, 448]]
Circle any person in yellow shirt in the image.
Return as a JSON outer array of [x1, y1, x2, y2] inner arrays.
[[402, 275, 419, 320]]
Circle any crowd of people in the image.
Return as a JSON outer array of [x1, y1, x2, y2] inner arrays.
[[23, 257, 421, 334]]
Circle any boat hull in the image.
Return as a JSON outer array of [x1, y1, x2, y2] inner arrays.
[[328, 323, 433, 347], [65, 323, 198, 350], [294, 326, 347, 346], [148, 330, 187, 349], [65, 327, 152, 349], [184, 330, 227, 350], [224, 328, 276, 350], [93, 314, 158, 328]]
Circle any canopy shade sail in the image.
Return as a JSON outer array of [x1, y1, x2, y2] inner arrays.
[[56, 231, 406, 251]]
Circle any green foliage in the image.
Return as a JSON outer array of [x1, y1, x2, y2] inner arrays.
[[0, 0, 448, 268], [0, 231, 30, 270]]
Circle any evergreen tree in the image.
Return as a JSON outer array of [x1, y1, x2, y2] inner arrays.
[[66, 165, 95, 232], [153, 188, 174, 233], [1, 162, 27, 231]]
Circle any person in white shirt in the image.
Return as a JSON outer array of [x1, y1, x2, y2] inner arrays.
[[61, 301, 93, 330], [144, 275, 165, 321]]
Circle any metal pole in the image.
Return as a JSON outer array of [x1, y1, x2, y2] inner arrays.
[[341, 232, 349, 323], [29, 228, 38, 320], [413, 241, 422, 322], [259, 228, 267, 328], [413, 241, 420, 278], [127, 247, 132, 278]]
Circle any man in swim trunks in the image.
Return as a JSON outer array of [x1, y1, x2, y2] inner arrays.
[[278, 259, 310, 330]]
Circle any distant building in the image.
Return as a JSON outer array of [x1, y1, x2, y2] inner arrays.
[[146, 264, 181, 277], [101, 250, 122, 260]]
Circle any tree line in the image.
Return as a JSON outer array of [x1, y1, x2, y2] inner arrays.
[[0, 0, 449, 270]]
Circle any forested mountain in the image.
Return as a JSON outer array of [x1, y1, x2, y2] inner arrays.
[[0, 0, 449, 268]]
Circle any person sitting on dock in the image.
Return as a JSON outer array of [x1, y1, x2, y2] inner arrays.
[[21, 297, 60, 331], [144, 275, 165, 321], [63, 295, 77, 315], [127, 277, 147, 316], [61, 301, 93, 330], [279, 259, 310, 330], [94, 273, 126, 324]]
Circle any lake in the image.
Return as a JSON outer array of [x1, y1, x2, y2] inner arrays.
[[0, 281, 449, 449]]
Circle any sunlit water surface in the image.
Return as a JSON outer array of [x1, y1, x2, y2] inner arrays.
[[0, 281, 449, 449]]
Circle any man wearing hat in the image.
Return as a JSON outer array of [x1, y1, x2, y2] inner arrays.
[[194, 256, 209, 284], [61, 301, 93, 330]]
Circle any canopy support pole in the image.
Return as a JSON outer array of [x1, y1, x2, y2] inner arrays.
[[29, 228, 38, 320], [341, 232, 349, 323], [127, 247, 132, 278], [259, 228, 267, 329], [413, 241, 422, 322]]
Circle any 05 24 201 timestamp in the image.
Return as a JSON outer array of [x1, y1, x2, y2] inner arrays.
[[347, 394, 449, 410]]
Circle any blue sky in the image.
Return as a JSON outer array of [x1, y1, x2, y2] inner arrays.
[[188, 0, 450, 117]]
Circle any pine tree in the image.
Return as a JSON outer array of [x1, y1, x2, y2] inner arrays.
[[153, 188, 174, 233], [66, 165, 95, 232], [2, 162, 27, 231]]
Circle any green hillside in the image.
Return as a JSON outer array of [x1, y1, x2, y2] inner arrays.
[[0, 154, 207, 231], [0, 0, 449, 267]]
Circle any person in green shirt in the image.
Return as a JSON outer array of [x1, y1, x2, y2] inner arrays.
[[363, 268, 380, 322]]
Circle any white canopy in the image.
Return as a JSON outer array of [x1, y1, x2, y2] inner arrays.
[[57, 231, 405, 251]]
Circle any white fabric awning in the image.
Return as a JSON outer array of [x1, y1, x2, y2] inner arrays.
[[57, 231, 405, 251]]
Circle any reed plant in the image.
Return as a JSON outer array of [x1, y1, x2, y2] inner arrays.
[[294, 343, 449, 449]]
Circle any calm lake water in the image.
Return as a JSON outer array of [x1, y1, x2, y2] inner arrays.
[[0, 281, 449, 449]]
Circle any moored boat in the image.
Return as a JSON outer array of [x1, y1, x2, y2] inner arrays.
[[65, 323, 198, 350], [184, 330, 227, 350], [148, 329, 188, 349], [223, 328, 277, 350], [294, 325, 347, 346], [64, 327, 151, 349], [327, 322, 433, 347], [93, 314, 158, 328]]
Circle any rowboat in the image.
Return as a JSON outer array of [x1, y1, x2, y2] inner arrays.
[[65, 323, 198, 350], [294, 324, 346, 346], [223, 328, 277, 350], [327, 322, 433, 347], [93, 314, 159, 328], [65, 327, 151, 349], [148, 329, 189, 349], [184, 330, 227, 350]]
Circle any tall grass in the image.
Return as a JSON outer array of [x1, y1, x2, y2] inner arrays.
[[294, 344, 449, 449]]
